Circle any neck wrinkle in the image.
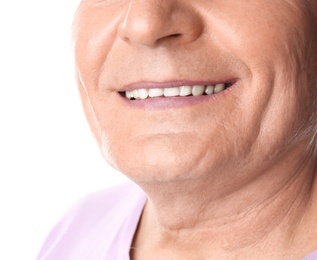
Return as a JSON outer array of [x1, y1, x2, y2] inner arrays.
[[135, 150, 317, 256]]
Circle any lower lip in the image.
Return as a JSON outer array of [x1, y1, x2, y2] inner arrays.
[[118, 85, 236, 110]]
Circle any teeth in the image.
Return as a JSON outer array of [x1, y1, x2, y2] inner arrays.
[[205, 85, 214, 95], [192, 85, 205, 96], [149, 88, 164, 97], [125, 91, 133, 99], [132, 90, 139, 99], [180, 86, 192, 96], [164, 87, 180, 97], [138, 89, 148, 99], [125, 83, 230, 100], [214, 84, 225, 93]]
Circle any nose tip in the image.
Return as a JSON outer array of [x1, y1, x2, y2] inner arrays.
[[118, 1, 203, 47], [120, 14, 180, 46]]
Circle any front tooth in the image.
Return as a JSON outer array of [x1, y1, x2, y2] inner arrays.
[[138, 89, 148, 99], [214, 84, 225, 93], [132, 90, 139, 99], [192, 85, 205, 96], [205, 85, 214, 95], [164, 87, 180, 97], [149, 88, 164, 98], [180, 86, 192, 96]]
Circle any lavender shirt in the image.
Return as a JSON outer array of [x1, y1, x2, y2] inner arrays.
[[37, 182, 317, 260]]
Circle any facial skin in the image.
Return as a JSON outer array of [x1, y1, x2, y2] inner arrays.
[[73, 0, 317, 258], [74, 0, 317, 183]]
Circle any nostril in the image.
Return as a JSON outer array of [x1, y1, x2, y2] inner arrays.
[[156, 33, 182, 44]]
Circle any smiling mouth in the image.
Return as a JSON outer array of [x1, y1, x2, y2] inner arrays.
[[120, 82, 234, 100]]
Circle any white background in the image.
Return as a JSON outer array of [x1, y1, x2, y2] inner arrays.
[[0, 1, 127, 259]]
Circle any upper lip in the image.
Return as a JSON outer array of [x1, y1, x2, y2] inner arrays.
[[119, 79, 237, 92]]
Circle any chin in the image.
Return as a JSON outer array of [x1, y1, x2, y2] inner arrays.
[[120, 164, 206, 183], [111, 148, 224, 184]]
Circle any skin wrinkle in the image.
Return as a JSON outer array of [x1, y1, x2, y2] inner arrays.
[[76, 74, 101, 142], [148, 154, 314, 253], [293, 2, 317, 146], [256, 21, 316, 154], [145, 173, 303, 255], [74, 0, 317, 259], [286, 51, 317, 147]]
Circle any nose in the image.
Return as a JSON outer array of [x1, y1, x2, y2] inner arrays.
[[118, 0, 203, 47]]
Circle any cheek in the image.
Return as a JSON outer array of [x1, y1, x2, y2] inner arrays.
[[73, 2, 127, 89]]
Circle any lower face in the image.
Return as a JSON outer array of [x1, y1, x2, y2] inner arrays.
[[74, 0, 317, 183]]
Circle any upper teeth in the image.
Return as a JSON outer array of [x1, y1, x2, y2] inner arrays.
[[125, 84, 227, 100]]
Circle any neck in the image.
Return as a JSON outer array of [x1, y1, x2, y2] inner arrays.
[[133, 145, 317, 258]]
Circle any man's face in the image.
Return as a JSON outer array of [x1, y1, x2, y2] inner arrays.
[[74, 0, 317, 182]]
